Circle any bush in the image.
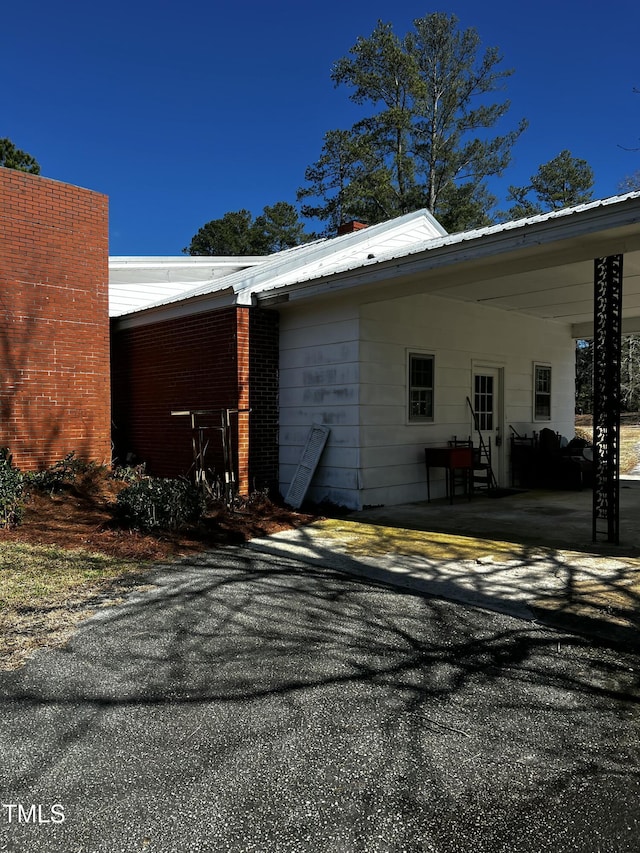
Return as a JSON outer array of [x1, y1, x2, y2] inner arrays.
[[0, 449, 25, 528], [116, 477, 205, 531], [26, 451, 99, 494], [111, 462, 147, 484]]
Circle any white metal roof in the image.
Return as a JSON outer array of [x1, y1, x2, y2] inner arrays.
[[108, 255, 268, 317], [248, 193, 640, 337], [243, 193, 640, 300], [108, 209, 446, 318], [109, 193, 640, 336]]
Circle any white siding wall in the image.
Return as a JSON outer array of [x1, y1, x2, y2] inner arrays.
[[359, 293, 575, 506], [278, 290, 576, 510], [279, 298, 362, 507]]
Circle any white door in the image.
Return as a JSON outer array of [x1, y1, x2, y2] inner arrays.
[[472, 368, 503, 485]]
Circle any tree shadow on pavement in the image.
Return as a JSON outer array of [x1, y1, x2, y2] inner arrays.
[[1, 542, 639, 852]]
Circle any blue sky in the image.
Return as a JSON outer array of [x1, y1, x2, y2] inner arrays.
[[3, 0, 639, 255]]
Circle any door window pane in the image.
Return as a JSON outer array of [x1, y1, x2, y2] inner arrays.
[[474, 375, 494, 431]]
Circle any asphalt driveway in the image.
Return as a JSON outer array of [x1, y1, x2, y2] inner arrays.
[[1, 545, 639, 853]]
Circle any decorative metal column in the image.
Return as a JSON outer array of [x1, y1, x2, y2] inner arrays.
[[592, 255, 623, 544]]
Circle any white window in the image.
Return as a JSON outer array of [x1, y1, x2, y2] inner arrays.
[[534, 363, 552, 421], [408, 353, 434, 421]]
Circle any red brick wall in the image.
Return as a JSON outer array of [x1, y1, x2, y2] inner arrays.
[[111, 308, 239, 480], [0, 168, 110, 470], [111, 306, 279, 494], [236, 307, 250, 493], [249, 309, 279, 492]]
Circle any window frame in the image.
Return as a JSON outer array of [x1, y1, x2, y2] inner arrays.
[[533, 362, 552, 422], [407, 351, 435, 423]]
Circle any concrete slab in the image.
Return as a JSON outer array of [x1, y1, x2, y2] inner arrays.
[[249, 486, 640, 648], [354, 483, 640, 554]]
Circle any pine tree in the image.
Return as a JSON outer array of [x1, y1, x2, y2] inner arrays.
[[298, 13, 527, 233], [0, 138, 40, 174]]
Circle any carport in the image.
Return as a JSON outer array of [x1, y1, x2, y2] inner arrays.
[[383, 193, 640, 545]]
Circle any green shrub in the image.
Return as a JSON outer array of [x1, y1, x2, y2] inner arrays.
[[26, 451, 98, 494], [111, 462, 147, 484], [116, 477, 205, 531], [0, 449, 25, 528]]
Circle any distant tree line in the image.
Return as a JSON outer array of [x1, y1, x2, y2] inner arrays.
[[576, 336, 640, 415]]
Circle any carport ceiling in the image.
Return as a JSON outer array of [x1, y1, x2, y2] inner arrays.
[[390, 205, 640, 338], [439, 249, 640, 335]]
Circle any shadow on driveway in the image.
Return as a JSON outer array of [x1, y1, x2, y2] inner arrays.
[[1, 544, 639, 851]]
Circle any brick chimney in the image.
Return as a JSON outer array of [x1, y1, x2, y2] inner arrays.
[[337, 220, 368, 236]]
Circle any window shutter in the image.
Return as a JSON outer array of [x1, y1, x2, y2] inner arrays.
[[285, 424, 330, 509]]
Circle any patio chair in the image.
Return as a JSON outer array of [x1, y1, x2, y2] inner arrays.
[[449, 436, 493, 495]]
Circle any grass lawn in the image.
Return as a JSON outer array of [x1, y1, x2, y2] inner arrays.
[[575, 420, 640, 474], [0, 543, 144, 607], [621, 426, 640, 473], [0, 543, 149, 670]]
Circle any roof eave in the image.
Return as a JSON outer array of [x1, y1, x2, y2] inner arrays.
[[111, 287, 237, 329], [255, 195, 640, 306]]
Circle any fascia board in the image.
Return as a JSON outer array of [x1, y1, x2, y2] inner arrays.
[[108, 256, 270, 317], [256, 195, 640, 305], [109, 277, 236, 317]]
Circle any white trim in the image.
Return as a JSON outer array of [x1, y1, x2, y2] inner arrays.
[[471, 360, 506, 484], [533, 361, 552, 422], [111, 289, 236, 330], [406, 350, 435, 424]]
